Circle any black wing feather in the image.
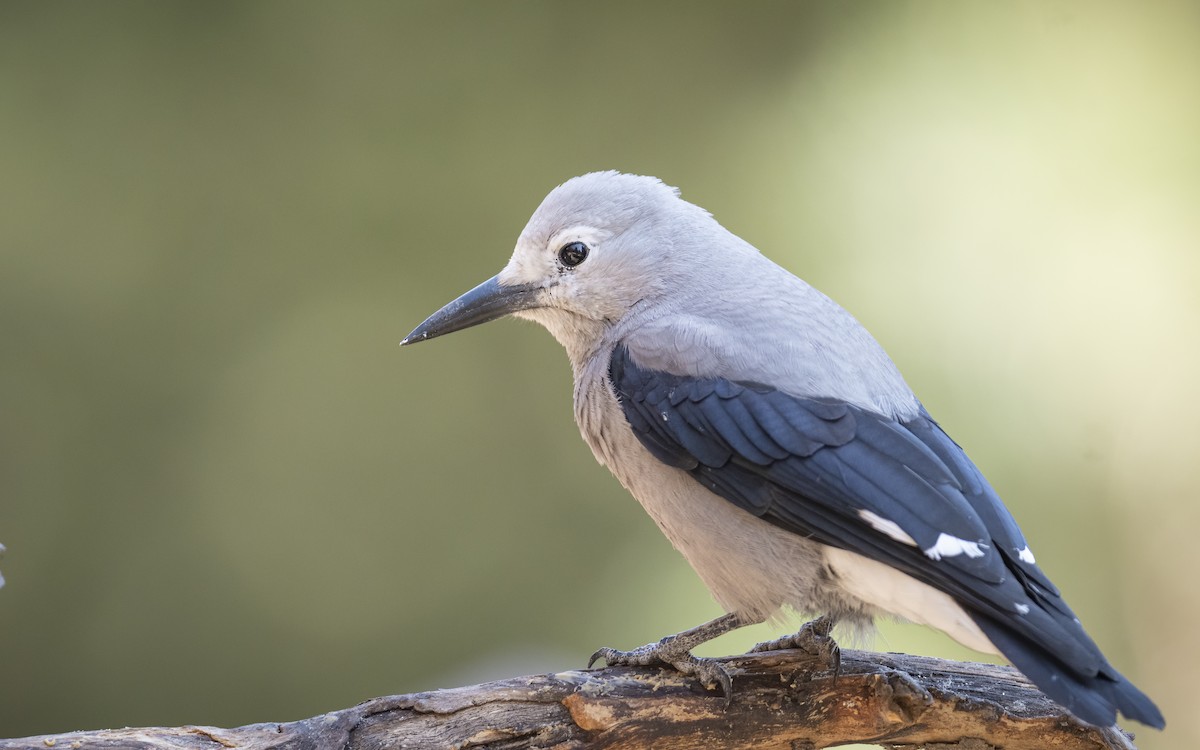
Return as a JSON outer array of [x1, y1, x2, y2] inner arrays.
[[609, 345, 1163, 729]]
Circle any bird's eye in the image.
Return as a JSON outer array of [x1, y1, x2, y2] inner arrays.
[[558, 241, 589, 267]]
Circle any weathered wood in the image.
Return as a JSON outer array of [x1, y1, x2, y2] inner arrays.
[[0, 649, 1139, 750]]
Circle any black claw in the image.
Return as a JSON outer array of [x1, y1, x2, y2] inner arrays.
[[679, 655, 736, 706], [716, 666, 734, 707], [586, 649, 607, 670]]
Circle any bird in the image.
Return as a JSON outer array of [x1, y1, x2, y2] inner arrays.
[[401, 171, 1164, 729]]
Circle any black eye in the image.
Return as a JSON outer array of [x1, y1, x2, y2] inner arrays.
[[558, 241, 589, 267]]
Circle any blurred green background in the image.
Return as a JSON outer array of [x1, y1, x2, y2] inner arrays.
[[1, 2, 1197, 747]]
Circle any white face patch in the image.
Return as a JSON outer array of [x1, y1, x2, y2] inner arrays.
[[858, 510, 917, 546], [1017, 545, 1036, 564], [499, 225, 608, 289], [924, 533, 987, 561], [1015, 603, 1031, 615]]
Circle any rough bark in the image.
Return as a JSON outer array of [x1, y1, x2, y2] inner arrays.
[[0, 648, 1140, 750]]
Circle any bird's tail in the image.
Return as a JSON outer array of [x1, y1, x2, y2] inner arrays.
[[973, 614, 1164, 729]]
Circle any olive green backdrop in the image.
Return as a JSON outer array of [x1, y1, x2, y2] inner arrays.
[[1, 3, 1197, 748]]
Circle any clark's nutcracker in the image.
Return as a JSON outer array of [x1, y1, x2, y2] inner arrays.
[[402, 171, 1164, 729]]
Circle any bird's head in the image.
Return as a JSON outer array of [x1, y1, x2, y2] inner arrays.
[[402, 171, 722, 359]]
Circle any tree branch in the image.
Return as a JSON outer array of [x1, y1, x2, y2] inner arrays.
[[1, 649, 1141, 750]]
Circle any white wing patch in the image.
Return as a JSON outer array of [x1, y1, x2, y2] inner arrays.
[[924, 533, 987, 561], [858, 510, 917, 546], [1015, 603, 1031, 615], [1017, 545, 1036, 564]]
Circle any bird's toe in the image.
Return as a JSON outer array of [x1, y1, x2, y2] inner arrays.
[[587, 641, 736, 705], [749, 615, 841, 678], [587, 642, 667, 669]]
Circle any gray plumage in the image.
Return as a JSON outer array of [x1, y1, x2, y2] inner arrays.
[[402, 171, 1163, 730]]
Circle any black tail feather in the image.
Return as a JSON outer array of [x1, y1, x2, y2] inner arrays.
[[975, 615, 1165, 729]]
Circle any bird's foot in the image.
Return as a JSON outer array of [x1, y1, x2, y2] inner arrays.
[[589, 638, 735, 704], [587, 614, 745, 705], [749, 615, 841, 679]]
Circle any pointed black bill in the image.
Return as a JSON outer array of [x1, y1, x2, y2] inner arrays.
[[401, 275, 544, 345]]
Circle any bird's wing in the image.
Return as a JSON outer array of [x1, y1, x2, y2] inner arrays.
[[609, 344, 1163, 729]]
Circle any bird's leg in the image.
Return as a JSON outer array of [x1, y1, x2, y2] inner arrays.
[[749, 614, 841, 678], [588, 612, 749, 704]]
